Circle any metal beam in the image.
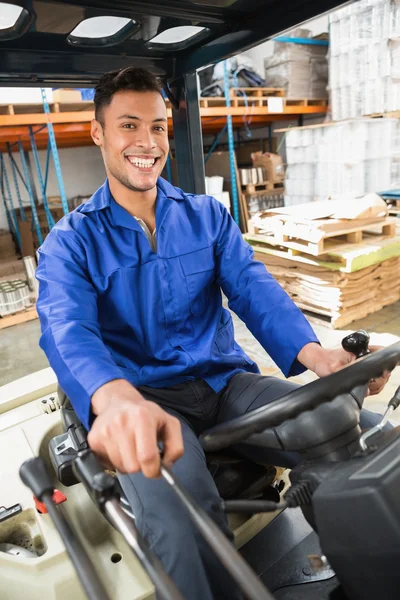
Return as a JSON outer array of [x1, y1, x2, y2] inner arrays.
[[29, 126, 55, 230], [18, 141, 43, 246], [38, 0, 225, 23], [0, 48, 166, 87], [6, 143, 26, 220], [23, 151, 39, 205], [41, 88, 69, 216], [0, 153, 21, 249], [223, 62, 239, 226], [171, 73, 205, 195]]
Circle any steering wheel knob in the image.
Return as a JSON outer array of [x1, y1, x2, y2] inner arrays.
[[342, 330, 370, 358]]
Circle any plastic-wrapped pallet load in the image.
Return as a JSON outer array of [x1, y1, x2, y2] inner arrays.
[[329, 0, 400, 120], [264, 29, 328, 100], [284, 117, 400, 206], [0, 280, 31, 317]]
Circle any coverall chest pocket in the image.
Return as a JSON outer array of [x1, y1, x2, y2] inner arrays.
[[179, 247, 215, 316]]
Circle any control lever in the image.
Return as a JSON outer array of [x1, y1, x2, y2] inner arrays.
[[341, 330, 371, 408], [160, 463, 274, 600], [359, 385, 400, 451], [342, 330, 370, 358], [19, 457, 110, 600]]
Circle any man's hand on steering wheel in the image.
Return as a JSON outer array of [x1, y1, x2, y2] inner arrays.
[[297, 342, 391, 396]]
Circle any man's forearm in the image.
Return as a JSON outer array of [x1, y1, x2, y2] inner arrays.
[[297, 342, 325, 373], [91, 378, 145, 415]]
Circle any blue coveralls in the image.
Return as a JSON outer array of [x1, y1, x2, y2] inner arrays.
[[36, 177, 385, 599]]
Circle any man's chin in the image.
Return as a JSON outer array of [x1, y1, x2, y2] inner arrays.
[[128, 176, 159, 193]]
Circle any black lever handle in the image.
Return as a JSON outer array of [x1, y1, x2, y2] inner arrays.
[[342, 330, 370, 359], [19, 457, 110, 600], [19, 457, 54, 500]]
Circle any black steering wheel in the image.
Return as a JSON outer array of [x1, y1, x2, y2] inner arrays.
[[200, 341, 400, 453]]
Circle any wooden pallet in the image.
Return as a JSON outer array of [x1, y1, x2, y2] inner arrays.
[[244, 231, 400, 273], [0, 305, 38, 330], [197, 88, 285, 108], [231, 87, 285, 98], [242, 181, 284, 194], [389, 208, 400, 216], [248, 217, 396, 256], [230, 87, 285, 108], [386, 199, 400, 216], [284, 98, 328, 107]]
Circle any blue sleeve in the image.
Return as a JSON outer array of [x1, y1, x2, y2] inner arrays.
[[36, 228, 125, 430], [214, 203, 319, 377]]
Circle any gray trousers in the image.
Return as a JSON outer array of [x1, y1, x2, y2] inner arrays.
[[118, 373, 389, 600]]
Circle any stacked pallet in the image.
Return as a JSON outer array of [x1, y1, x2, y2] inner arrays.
[[252, 250, 400, 329], [245, 196, 400, 328]]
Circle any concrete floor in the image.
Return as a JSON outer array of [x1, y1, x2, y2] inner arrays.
[[1, 302, 400, 424], [0, 319, 48, 385]]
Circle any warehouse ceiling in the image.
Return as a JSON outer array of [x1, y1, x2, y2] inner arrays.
[[0, 0, 350, 87]]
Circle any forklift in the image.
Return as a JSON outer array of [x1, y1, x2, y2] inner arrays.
[[1, 2, 400, 599]]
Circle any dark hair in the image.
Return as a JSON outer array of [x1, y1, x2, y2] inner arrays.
[[94, 67, 163, 126]]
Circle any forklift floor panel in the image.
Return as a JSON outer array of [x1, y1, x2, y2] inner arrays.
[[241, 507, 336, 597]]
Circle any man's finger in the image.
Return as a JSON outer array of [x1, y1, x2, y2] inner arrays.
[[88, 432, 122, 472], [102, 436, 125, 473], [161, 416, 184, 467], [117, 428, 140, 474], [134, 410, 161, 478], [368, 345, 384, 353], [368, 374, 389, 396]]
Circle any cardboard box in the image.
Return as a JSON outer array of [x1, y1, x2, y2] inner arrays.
[[0, 258, 23, 278], [52, 89, 83, 103], [235, 139, 277, 167], [0, 230, 16, 259], [251, 152, 285, 184], [18, 219, 35, 257]]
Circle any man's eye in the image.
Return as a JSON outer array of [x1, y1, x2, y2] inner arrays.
[[153, 126, 165, 132], [123, 124, 135, 129]]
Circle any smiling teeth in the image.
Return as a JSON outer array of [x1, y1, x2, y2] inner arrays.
[[128, 157, 156, 168]]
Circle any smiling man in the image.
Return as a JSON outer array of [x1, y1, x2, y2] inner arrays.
[[36, 68, 390, 600]]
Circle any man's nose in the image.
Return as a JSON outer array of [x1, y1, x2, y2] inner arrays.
[[134, 128, 156, 149]]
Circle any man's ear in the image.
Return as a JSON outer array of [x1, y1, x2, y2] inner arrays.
[[91, 119, 103, 147]]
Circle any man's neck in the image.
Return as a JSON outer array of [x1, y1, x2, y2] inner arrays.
[[109, 176, 157, 230]]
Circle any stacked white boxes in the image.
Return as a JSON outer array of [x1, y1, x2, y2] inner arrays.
[[284, 118, 400, 206], [330, 0, 400, 120], [264, 30, 329, 100]]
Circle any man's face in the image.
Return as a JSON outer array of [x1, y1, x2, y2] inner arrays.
[[91, 90, 169, 193]]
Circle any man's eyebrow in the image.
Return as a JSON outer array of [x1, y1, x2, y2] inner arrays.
[[117, 115, 167, 122], [117, 114, 140, 120]]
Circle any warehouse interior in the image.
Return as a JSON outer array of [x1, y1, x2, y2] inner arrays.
[[1, 3, 399, 414], [1, 1, 400, 599]]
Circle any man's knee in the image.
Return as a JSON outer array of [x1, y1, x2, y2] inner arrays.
[[360, 408, 393, 431], [118, 461, 230, 538]]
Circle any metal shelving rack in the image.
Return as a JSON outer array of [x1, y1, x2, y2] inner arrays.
[[0, 88, 70, 252]]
